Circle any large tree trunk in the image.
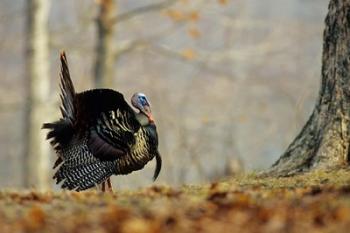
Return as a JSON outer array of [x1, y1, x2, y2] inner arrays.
[[24, 0, 51, 189], [94, 0, 115, 88], [267, 0, 350, 176]]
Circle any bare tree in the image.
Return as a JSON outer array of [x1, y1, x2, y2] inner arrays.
[[93, 0, 177, 88], [94, 0, 116, 88], [24, 0, 50, 189], [267, 0, 350, 176]]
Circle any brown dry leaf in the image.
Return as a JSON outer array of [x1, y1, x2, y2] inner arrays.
[[23, 205, 46, 232], [139, 185, 181, 199], [101, 205, 130, 223], [100, 205, 131, 232], [334, 207, 350, 221], [234, 193, 253, 208], [180, 48, 196, 60], [121, 218, 159, 233], [27, 206, 46, 223]]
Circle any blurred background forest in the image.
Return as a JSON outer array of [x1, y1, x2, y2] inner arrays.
[[0, 0, 329, 190]]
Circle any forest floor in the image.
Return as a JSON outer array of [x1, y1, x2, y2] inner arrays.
[[1, 169, 350, 233]]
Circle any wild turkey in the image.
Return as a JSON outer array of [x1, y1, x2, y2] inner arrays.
[[42, 52, 161, 191]]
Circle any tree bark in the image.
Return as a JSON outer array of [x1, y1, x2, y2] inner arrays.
[[267, 0, 350, 176], [24, 0, 51, 189], [94, 0, 116, 88]]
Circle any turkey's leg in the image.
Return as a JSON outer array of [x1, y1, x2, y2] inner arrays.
[[107, 177, 113, 192], [101, 181, 106, 192]]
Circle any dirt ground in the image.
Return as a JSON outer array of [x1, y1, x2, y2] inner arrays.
[[1, 169, 350, 233]]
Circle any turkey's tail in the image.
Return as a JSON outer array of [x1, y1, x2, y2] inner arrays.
[[42, 51, 76, 150], [58, 51, 76, 122]]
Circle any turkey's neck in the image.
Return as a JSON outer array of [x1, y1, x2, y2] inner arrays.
[[135, 112, 151, 126]]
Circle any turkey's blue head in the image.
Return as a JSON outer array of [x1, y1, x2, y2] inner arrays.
[[131, 93, 154, 123]]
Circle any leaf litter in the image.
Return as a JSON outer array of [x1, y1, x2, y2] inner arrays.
[[1, 169, 350, 232]]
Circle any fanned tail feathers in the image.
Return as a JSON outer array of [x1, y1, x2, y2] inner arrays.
[[42, 51, 76, 150], [42, 120, 74, 150], [59, 51, 75, 122]]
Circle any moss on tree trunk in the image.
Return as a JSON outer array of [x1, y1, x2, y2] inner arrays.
[[267, 0, 350, 176]]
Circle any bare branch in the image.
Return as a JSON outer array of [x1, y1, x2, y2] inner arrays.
[[114, 40, 149, 59], [149, 45, 235, 80], [114, 16, 188, 58], [113, 0, 177, 24]]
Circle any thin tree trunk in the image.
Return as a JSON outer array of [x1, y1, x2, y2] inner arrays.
[[267, 0, 350, 176], [24, 0, 50, 189], [94, 0, 115, 88]]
